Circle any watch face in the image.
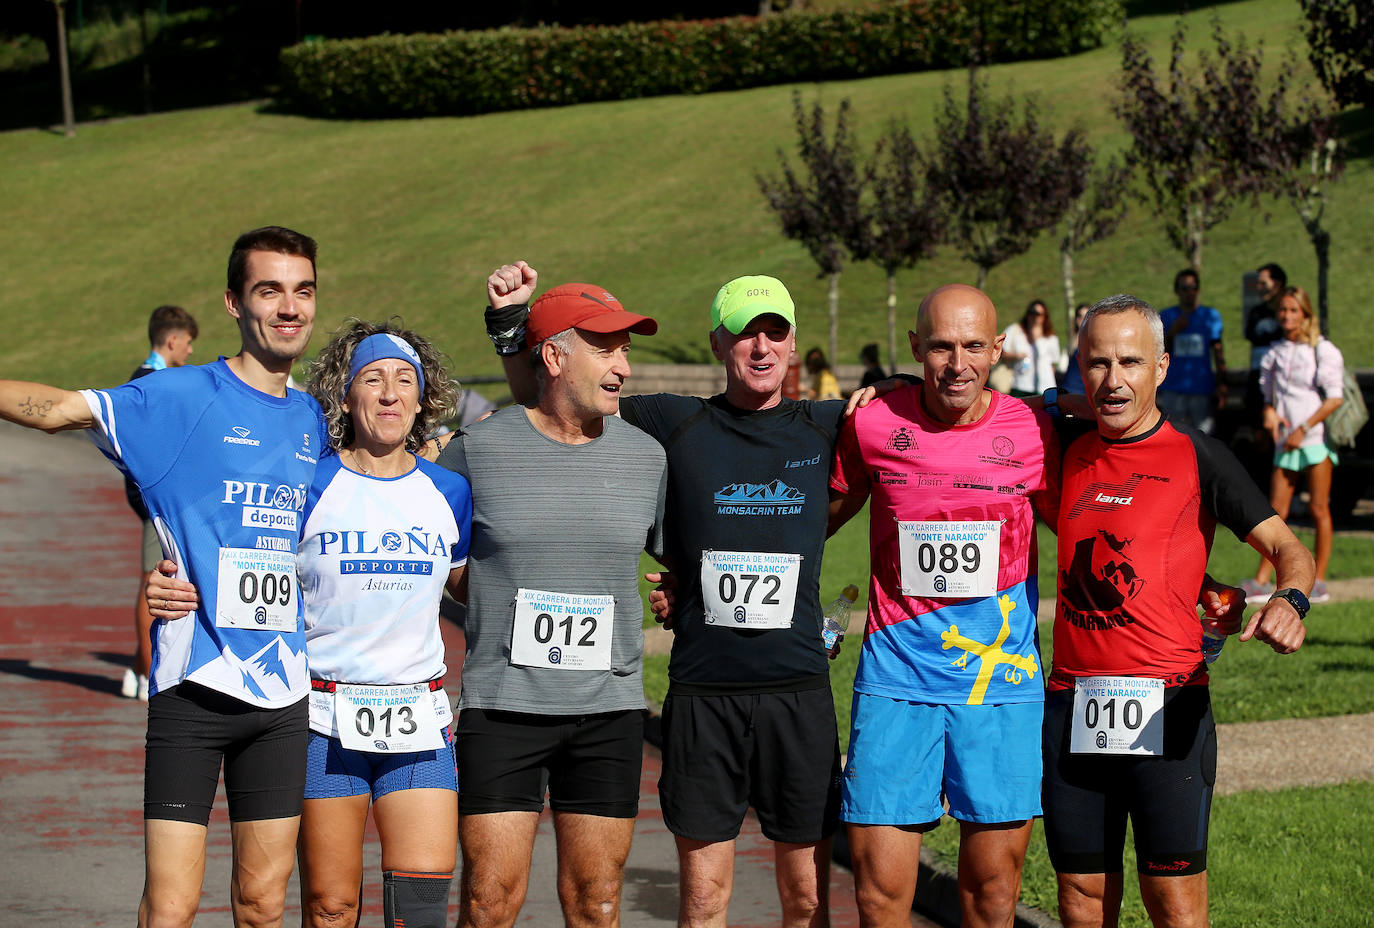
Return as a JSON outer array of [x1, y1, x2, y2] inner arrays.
[[1276, 588, 1310, 617]]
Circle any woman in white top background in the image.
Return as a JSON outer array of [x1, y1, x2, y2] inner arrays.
[[1243, 286, 1344, 604], [1000, 299, 1062, 397]]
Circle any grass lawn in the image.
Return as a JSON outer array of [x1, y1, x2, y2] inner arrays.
[[921, 780, 1374, 927], [2, 0, 1371, 394]]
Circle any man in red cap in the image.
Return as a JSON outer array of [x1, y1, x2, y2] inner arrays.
[[437, 269, 667, 928]]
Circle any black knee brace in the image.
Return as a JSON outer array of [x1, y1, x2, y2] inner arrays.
[[382, 870, 452, 928]]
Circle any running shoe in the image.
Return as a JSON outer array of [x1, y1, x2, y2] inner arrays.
[[1310, 580, 1330, 604], [1239, 579, 1274, 605], [121, 668, 139, 699]]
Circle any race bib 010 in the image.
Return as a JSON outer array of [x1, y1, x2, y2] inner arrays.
[[1070, 676, 1165, 756], [509, 589, 615, 671], [898, 520, 1000, 598], [214, 547, 297, 632], [699, 550, 801, 630]]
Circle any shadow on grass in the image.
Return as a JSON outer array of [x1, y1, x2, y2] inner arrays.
[[1336, 106, 1374, 164]]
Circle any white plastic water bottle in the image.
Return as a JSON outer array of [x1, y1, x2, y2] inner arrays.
[[822, 585, 860, 658]]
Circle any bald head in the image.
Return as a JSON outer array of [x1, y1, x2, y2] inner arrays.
[[909, 283, 1003, 426], [916, 284, 998, 342]]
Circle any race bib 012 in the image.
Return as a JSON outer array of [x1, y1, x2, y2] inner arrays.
[[509, 589, 615, 671]]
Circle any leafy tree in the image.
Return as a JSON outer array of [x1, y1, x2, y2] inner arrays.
[[757, 92, 872, 362], [866, 122, 946, 370], [1298, 0, 1373, 108], [1057, 154, 1131, 336], [925, 68, 1082, 290]]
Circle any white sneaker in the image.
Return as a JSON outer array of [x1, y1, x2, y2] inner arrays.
[[136, 674, 149, 702], [121, 668, 139, 699]]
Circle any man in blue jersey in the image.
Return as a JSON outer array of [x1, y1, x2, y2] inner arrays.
[[0, 226, 324, 928]]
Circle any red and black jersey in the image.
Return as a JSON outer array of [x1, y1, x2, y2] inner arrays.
[[1050, 416, 1274, 688]]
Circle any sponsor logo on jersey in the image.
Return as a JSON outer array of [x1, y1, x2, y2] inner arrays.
[[951, 472, 995, 492], [296, 430, 317, 463], [1066, 475, 1145, 519], [998, 482, 1029, 496], [784, 453, 822, 469], [918, 474, 944, 487], [992, 435, 1015, 457], [223, 480, 306, 533], [255, 536, 293, 552], [317, 528, 449, 557], [874, 470, 908, 486], [885, 427, 917, 453], [223, 426, 261, 447], [977, 434, 1025, 468], [1059, 527, 1145, 631], [714, 479, 805, 516]]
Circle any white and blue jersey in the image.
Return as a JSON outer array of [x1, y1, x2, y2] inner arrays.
[[82, 359, 325, 708], [297, 454, 471, 695]]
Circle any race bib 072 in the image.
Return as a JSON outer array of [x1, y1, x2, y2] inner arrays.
[[699, 550, 801, 630]]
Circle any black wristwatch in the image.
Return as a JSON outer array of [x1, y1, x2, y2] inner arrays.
[[1041, 387, 1061, 418], [1270, 588, 1310, 620]]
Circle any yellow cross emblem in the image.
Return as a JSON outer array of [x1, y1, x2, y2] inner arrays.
[[940, 592, 1038, 705]]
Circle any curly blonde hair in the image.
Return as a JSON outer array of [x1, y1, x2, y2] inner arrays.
[[306, 317, 458, 453]]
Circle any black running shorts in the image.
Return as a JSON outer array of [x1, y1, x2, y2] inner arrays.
[[144, 682, 308, 824], [659, 688, 841, 844], [1042, 684, 1216, 876], [456, 708, 642, 818]]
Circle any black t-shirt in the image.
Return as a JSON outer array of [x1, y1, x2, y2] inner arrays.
[[621, 394, 845, 693]]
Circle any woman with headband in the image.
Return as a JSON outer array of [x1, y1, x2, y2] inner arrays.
[[149, 319, 471, 928]]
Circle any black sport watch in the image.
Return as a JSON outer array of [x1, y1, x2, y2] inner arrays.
[[1270, 588, 1310, 620]]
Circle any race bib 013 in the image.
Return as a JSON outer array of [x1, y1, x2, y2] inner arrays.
[[335, 683, 444, 754]]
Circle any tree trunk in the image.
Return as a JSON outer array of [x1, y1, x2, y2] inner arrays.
[[1060, 246, 1077, 350], [827, 270, 840, 367], [1186, 203, 1204, 270], [55, 1, 75, 137], [886, 273, 899, 374], [976, 265, 988, 291], [1314, 226, 1331, 338]]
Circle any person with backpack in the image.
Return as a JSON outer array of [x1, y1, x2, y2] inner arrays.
[[1241, 286, 1347, 605]]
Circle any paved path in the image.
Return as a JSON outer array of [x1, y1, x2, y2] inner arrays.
[[0, 421, 941, 927]]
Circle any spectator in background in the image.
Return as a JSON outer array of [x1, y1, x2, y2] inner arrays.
[[1242, 286, 1345, 606], [1060, 302, 1091, 395], [1245, 263, 1288, 452], [1001, 299, 1061, 397], [804, 346, 843, 400], [121, 305, 198, 701], [859, 342, 887, 388], [1158, 269, 1226, 434]]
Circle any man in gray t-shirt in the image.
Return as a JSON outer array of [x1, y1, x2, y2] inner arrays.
[[437, 273, 666, 928]]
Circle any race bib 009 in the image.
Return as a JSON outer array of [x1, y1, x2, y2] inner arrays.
[[699, 550, 801, 630], [509, 589, 614, 671], [214, 547, 296, 632], [898, 520, 999, 598]]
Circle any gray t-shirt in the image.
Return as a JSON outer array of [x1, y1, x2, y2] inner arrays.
[[437, 406, 667, 715]]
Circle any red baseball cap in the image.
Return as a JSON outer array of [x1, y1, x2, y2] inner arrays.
[[525, 283, 658, 347]]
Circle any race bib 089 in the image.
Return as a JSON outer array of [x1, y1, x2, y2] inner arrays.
[[898, 520, 1000, 598], [509, 589, 614, 671], [214, 547, 296, 632], [699, 550, 801, 630]]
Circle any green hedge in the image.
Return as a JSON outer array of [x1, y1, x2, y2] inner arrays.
[[279, 1, 1122, 119]]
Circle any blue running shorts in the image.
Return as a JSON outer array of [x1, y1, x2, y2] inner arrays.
[[841, 692, 1042, 825], [304, 726, 457, 801]]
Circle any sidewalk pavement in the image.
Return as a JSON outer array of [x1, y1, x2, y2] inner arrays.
[[0, 421, 941, 927]]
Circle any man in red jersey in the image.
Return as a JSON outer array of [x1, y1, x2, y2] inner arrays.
[[1043, 293, 1311, 928]]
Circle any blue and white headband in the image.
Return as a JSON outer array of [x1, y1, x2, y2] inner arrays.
[[347, 333, 426, 396]]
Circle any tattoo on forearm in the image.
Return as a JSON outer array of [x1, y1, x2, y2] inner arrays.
[[18, 396, 54, 418]]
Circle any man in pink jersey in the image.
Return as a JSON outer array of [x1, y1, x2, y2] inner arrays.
[[829, 284, 1060, 928]]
